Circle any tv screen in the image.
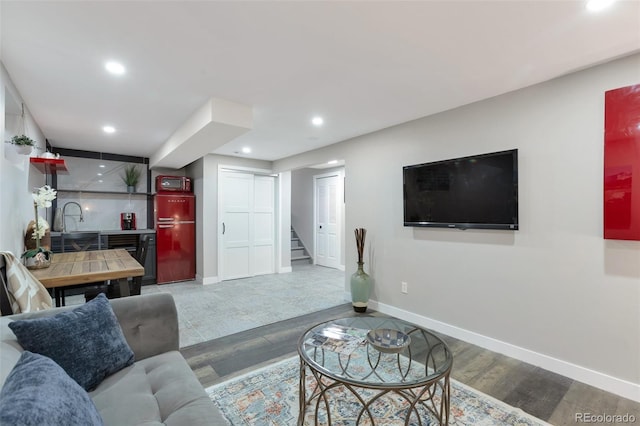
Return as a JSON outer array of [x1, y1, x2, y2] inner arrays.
[[403, 149, 518, 230]]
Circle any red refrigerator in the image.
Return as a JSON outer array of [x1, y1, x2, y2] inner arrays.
[[155, 193, 196, 284]]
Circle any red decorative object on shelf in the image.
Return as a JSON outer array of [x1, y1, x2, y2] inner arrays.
[[29, 157, 69, 175], [604, 84, 640, 241]]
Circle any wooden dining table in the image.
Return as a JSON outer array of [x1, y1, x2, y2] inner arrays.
[[30, 249, 145, 307]]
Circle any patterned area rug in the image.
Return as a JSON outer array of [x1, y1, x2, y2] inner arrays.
[[206, 356, 551, 425]]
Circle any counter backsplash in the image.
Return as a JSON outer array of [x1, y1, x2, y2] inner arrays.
[[56, 157, 146, 193], [56, 192, 148, 231], [53, 156, 149, 231]]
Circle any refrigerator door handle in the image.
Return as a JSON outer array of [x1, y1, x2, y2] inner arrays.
[[158, 217, 174, 221], [158, 224, 174, 228], [222, 222, 225, 235]]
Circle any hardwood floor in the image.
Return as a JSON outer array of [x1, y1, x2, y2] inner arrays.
[[181, 304, 640, 425]]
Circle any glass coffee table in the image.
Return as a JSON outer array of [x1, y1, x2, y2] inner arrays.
[[297, 316, 453, 426]]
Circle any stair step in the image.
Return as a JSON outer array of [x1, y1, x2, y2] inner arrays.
[[292, 256, 311, 265], [291, 255, 311, 261], [290, 227, 310, 264]]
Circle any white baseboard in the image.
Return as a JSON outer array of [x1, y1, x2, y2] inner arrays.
[[338, 265, 345, 271], [278, 266, 292, 273], [368, 300, 640, 403], [199, 275, 219, 285]]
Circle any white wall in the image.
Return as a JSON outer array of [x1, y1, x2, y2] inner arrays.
[[185, 158, 205, 283], [278, 170, 291, 272], [275, 54, 640, 400], [1, 62, 47, 256]]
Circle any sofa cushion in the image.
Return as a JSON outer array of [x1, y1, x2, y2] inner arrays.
[[0, 351, 104, 426], [90, 351, 225, 426], [8, 293, 134, 390]]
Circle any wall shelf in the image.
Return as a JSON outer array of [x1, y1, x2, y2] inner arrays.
[[30, 157, 69, 174], [56, 189, 153, 196]]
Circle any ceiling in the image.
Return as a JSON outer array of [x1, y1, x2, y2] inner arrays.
[[2, 1, 639, 163]]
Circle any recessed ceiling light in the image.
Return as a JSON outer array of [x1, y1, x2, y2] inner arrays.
[[327, 160, 338, 165], [99, 164, 106, 168], [97, 173, 103, 176], [105, 61, 126, 75], [586, 0, 616, 12], [242, 147, 252, 154], [312, 116, 324, 126], [103, 125, 116, 134]]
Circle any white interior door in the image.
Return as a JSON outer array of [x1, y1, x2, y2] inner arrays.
[[252, 175, 275, 276], [221, 171, 253, 280], [315, 173, 341, 269], [220, 170, 275, 280]]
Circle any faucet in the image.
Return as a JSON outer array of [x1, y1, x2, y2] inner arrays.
[[62, 202, 84, 232]]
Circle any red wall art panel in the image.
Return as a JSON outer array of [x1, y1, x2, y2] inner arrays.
[[604, 84, 640, 240]]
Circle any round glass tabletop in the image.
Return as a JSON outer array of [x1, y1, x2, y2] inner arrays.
[[298, 316, 453, 388]]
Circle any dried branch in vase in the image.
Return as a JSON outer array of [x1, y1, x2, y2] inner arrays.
[[354, 228, 366, 264]]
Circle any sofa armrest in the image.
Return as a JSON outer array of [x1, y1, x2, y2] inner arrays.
[[109, 293, 179, 361]]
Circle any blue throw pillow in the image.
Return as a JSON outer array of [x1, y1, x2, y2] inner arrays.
[[8, 293, 134, 391], [0, 351, 104, 425]]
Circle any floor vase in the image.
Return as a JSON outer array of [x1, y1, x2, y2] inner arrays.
[[350, 262, 371, 313]]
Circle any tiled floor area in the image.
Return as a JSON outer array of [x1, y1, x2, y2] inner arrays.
[[67, 264, 346, 347]]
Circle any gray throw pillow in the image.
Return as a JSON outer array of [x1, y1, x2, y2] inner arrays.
[[8, 293, 135, 391], [0, 351, 104, 426]]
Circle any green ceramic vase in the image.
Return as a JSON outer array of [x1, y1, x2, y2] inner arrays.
[[350, 262, 371, 313]]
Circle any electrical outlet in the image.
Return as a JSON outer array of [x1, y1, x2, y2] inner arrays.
[[401, 282, 408, 294]]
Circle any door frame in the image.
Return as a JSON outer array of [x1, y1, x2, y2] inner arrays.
[[217, 165, 278, 281], [313, 169, 345, 271]]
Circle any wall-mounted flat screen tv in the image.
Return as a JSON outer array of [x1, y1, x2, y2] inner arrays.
[[403, 149, 518, 230]]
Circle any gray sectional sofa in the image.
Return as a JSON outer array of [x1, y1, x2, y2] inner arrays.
[[0, 293, 227, 425]]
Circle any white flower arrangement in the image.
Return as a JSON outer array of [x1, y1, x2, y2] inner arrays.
[[23, 185, 57, 259], [32, 185, 57, 208], [31, 216, 50, 240]]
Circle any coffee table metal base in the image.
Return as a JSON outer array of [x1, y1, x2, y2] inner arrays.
[[298, 357, 450, 425]]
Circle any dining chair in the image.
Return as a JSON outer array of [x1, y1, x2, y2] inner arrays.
[[58, 232, 103, 304], [130, 234, 150, 296], [85, 234, 149, 301], [61, 232, 101, 252], [54, 231, 105, 306]]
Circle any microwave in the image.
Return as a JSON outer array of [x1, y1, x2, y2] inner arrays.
[[156, 175, 192, 192]]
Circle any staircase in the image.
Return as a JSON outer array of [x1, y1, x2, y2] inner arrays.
[[291, 228, 311, 265]]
